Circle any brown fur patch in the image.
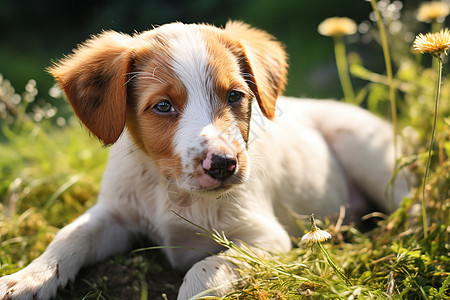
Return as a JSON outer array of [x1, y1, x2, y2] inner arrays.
[[49, 32, 137, 145], [6, 281, 17, 290], [126, 37, 186, 177], [200, 27, 253, 144], [224, 21, 288, 120], [55, 263, 60, 279]]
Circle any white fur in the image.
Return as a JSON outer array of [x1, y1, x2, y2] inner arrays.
[[0, 25, 409, 300], [167, 24, 222, 192]]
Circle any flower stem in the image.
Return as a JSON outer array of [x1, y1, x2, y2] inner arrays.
[[421, 57, 442, 239], [334, 36, 355, 103], [431, 21, 443, 71], [432, 21, 443, 36], [370, 0, 399, 205], [317, 241, 351, 286]]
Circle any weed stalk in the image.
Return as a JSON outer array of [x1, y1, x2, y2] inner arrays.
[[334, 36, 355, 103], [369, 0, 399, 205], [316, 241, 352, 286], [421, 55, 443, 238]]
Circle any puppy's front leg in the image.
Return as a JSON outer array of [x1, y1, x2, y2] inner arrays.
[[178, 250, 241, 300], [0, 204, 132, 300], [178, 219, 291, 300]]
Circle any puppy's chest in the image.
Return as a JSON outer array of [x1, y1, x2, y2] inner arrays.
[[113, 178, 242, 242]]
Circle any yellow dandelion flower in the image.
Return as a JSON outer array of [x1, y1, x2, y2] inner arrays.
[[300, 214, 332, 246], [318, 17, 357, 37], [417, 1, 450, 23], [413, 28, 450, 56]]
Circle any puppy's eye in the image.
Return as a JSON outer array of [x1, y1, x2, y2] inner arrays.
[[154, 100, 175, 113], [227, 90, 243, 103]]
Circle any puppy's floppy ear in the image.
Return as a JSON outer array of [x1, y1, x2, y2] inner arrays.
[[49, 31, 135, 145], [225, 21, 288, 120]]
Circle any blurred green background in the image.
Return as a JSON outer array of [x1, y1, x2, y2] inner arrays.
[[0, 0, 387, 101]]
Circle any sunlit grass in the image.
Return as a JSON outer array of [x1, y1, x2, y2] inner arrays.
[[0, 76, 108, 276]]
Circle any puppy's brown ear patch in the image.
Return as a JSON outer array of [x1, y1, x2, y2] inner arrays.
[[49, 31, 135, 145], [225, 21, 288, 120]]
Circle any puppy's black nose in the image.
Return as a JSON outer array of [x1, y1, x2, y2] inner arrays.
[[203, 154, 237, 180]]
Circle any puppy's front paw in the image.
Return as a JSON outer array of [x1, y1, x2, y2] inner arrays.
[[177, 255, 239, 300], [0, 262, 60, 300]]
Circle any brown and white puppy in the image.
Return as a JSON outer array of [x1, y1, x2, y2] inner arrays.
[[0, 22, 409, 299]]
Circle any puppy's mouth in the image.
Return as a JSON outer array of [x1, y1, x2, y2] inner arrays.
[[192, 181, 236, 195], [189, 169, 246, 196], [167, 179, 238, 207], [166, 165, 247, 206]]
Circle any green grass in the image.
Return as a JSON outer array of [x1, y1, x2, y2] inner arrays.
[[0, 75, 108, 276]]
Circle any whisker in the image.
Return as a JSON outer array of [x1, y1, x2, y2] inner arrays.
[[124, 73, 140, 86], [113, 130, 144, 159], [124, 69, 168, 85], [240, 72, 273, 93], [249, 154, 270, 183], [225, 192, 241, 207], [119, 144, 142, 159]]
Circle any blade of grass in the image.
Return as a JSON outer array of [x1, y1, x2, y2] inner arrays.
[[369, 0, 399, 206], [43, 173, 83, 210], [437, 274, 450, 300], [132, 245, 216, 257], [139, 274, 148, 300]]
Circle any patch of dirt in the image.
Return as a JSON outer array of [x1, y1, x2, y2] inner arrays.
[[56, 251, 182, 300]]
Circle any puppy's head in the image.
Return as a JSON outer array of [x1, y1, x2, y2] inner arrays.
[[50, 22, 287, 198]]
